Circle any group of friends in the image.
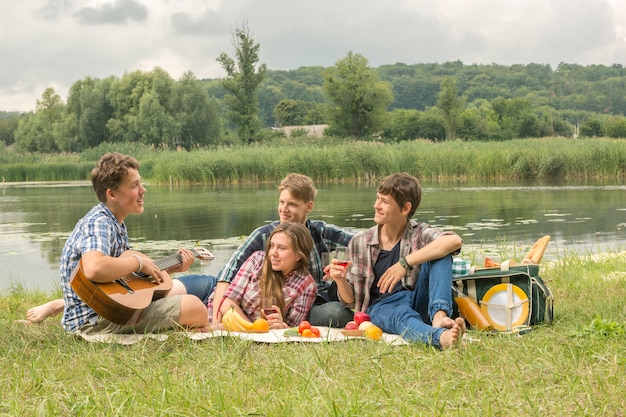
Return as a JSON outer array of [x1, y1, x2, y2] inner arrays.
[[25, 152, 465, 349]]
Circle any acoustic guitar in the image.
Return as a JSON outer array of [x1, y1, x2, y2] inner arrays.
[[70, 248, 214, 326]]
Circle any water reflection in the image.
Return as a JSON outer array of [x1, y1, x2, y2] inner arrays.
[[1, 181, 624, 291]]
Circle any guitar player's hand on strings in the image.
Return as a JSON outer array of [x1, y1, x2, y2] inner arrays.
[[134, 255, 166, 284], [166, 248, 195, 274]]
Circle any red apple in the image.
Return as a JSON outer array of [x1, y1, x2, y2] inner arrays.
[[344, 321, 358, 331], [354, 311, 371, 325]]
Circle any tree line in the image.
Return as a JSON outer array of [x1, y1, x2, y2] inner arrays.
[[2, 25, 626, 153]]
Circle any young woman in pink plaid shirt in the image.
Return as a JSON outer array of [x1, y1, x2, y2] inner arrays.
[[208, 222, 317, 329]]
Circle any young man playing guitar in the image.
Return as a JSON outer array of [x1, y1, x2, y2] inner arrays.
[[59, 152, 210, 334]]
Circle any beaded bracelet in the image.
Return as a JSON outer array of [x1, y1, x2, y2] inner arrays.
[[399, 256, 413, 271]]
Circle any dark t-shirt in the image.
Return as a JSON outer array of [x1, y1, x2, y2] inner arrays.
[[369, 241, 403, 305]]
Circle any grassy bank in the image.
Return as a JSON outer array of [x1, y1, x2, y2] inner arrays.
[[1, 251, 625, 416], [1, 137, 625, 184]]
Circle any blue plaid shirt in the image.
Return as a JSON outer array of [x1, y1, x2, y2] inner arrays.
[[217, 220, 354, 288], [60, 203, 130, 332]]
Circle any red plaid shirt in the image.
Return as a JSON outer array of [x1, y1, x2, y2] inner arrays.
[[208, 251, 317, 327], [346, 220, 459, 312]]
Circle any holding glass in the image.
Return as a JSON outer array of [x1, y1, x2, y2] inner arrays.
[[261, 296, 278, 318], [334, 247, 348, 267]]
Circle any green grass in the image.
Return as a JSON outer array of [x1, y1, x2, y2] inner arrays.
[[1, 251, 625, 416], [1, 137, 626, 184]]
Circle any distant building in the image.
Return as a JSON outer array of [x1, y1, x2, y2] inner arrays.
[[274, 124, 329, 138]]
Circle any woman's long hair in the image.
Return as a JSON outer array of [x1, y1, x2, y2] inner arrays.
[[260, 222, 313, 317]]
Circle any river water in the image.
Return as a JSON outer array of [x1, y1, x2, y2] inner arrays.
[[1, 181, 624, 292]]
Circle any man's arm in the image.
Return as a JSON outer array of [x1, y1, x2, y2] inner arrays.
[[319, 222, 355, 247], [377, 234, 463, 294], [404, 234, 463, 267], [80, 250, 165, 284]]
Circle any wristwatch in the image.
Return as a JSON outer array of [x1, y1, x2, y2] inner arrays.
[[399, 256, 413, 271]]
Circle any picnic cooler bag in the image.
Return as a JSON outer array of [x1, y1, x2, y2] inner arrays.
[[453, 263, 553, 331]]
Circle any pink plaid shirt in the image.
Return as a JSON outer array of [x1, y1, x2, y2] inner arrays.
[[208, 251, 317, 327]]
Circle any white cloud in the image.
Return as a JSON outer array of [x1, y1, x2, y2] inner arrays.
[[1, 0, 625, 112]]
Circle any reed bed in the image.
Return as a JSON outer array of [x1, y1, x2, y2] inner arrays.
[[1, 137, 625, 184], [1, 250, 625, 416]]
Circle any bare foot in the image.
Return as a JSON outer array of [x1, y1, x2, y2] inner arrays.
[[437, 317, 466, 349], [432, 311, 456, 329], [455, 317, 467, 335], [439, 326, 461, 349], [25, 299, 64, 323]]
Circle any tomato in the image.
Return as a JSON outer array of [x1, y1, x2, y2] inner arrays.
[[298, 320, 311, 334], [310, 326, 321, 337], [301, 328, 314, 337]]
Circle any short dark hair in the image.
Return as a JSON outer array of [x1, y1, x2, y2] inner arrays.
[[377, 173, 422, 218]]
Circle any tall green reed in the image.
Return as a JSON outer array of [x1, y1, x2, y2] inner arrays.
[[1, 137, 625, 184]]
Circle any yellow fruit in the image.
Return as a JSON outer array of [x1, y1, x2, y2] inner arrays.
[[252, 318, 269, 333], [222, 308, 246, 331], [364, 325, 383, 341], [358, 321, 373, 331], [232, 309, 254, 330]]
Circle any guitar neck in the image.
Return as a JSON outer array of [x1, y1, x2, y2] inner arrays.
[[153, 248, 203, 271]]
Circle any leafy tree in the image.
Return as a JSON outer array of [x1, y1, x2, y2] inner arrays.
[[66, 76, 114, 150], [323, 52, 393, 138], [580, 118, 603, 137], [0, 114, 20, 145], [420, 107, 447, 141], [273, 99, 323, 126], [217, 22, 267, 143], [14, 88, 64, 152], [106, 70, 154, 143], [173, 71, 222, 148], [136, 90, 177, 147], [437, 77, 465, 140], [605, 116, 626, 138], [106, 68, 178, 146], [459, 107, 489, 141], [382, 109, 423, 141], [53, 112, 80, 152]]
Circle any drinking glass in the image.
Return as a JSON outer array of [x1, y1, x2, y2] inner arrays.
[[261, 296, 277, 318], [334, 247, 348, 267], [321, 252, 331, 268]]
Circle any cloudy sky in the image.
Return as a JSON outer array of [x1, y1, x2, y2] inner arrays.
[[2, 0, 626, 112]]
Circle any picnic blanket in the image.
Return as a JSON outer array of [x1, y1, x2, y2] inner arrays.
[[73, 326, 409, 345]]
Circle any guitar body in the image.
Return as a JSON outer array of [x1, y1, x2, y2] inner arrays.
[[70, 248, 213, 326]]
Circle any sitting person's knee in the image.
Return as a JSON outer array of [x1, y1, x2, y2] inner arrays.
[[308, 302, 353, 327]]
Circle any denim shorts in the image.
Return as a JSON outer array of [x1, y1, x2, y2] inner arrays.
[[176, 274, 217, 304]]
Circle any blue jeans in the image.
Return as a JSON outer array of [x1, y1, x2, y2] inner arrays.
[[366, 255, 454, 348], [177, 274, 217, 305]]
